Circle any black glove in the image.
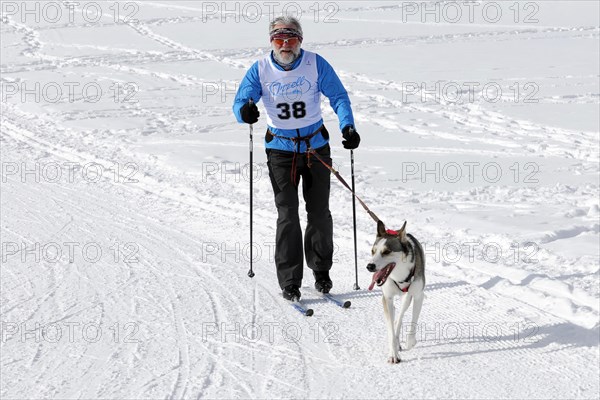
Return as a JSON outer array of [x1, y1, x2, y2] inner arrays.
[[240, 101, 259, 124], [342, 126, 360, 150]]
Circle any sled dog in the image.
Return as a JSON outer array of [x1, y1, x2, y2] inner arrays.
[[366, 220, 425, 363]]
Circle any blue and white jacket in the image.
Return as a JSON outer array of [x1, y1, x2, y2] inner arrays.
[[233, 49, 354, 153]]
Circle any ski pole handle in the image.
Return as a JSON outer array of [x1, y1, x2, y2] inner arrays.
[[248, 98, 254, 146]]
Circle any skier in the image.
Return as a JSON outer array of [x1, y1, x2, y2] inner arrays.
[[233, 16, 360, 301]]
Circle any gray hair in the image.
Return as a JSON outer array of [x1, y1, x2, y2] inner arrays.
[[269, 16, 303, 37]]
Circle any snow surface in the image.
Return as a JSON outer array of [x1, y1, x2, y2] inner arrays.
[[1, 1, 599, 399]]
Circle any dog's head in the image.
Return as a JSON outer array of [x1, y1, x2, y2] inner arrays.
[[366, 220, 410, 288]]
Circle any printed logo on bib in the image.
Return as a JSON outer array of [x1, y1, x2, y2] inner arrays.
[[267, 76, 311, 102]]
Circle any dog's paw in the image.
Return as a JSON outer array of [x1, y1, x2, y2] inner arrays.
[[405, 334, 417, 350], [387, 356, 401, 364]]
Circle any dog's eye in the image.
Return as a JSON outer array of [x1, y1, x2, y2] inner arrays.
[[371, 248, 375, 255], [382, 249, 391, 256]]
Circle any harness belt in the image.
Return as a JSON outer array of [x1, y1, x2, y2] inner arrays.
[[267, 125, 325, 185]]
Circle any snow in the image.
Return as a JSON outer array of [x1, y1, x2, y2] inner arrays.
[[1, 1, 599, 399]]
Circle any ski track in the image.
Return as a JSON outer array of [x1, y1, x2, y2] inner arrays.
[[1, 2, 599, 399]]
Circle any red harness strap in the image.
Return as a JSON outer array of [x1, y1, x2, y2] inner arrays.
[[267, 126, 325, 186], [397, 280, 411, 293], [397, 264, 415, 292]]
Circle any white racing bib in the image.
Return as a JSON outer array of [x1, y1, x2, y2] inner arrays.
[[258, 51, 322, 130]]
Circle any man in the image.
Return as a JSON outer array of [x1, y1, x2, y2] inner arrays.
[[233, 16, 360, 301]]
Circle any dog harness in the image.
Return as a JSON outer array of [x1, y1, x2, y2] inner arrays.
[[393, 267, 415, 293]]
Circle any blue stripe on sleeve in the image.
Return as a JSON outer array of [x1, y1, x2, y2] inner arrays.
[[316, 54, 355, 131], [233, 61, 262, 123]]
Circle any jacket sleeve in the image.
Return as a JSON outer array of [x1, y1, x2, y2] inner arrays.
[[233, 61, 262, 123], [316, 54, 355, 131]]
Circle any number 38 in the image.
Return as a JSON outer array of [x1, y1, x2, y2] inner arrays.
[[276, 102, 306, 119]]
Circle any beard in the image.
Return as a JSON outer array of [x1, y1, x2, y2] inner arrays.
[[273, 46, 301, 67]]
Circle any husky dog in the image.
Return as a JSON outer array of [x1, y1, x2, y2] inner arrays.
[[366, 220, 425, 363]]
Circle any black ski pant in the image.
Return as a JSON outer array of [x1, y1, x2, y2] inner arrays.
[[266, 144, 333, 290]]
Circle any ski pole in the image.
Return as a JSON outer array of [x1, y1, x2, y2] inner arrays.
[[247, 98, 255, 278], [350, 143, 360, 290]]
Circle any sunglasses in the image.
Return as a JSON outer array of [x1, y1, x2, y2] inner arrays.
[[271, 37, 300, 46]]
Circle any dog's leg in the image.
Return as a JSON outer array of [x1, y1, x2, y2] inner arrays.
[[382, 296, 400, 363], [405, 292, 424, 350], [394, 293, 413, 351]]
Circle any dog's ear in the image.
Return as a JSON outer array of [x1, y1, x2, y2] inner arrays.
[[397, 221, 407, 242], [376, 220, 386, 238]]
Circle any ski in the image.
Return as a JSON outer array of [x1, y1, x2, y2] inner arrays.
[[321, 292, 351, 308], [291, 300, 314, 316]]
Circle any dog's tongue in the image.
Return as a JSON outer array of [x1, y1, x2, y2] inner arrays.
[[368, 264, 395, 291]]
